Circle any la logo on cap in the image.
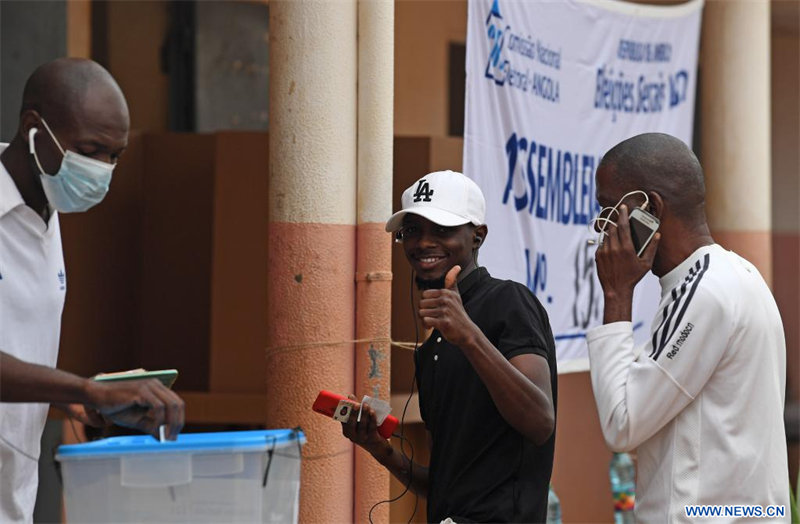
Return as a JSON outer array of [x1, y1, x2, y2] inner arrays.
[[384, 170, 486, 233], [412, 179, 435, 202]]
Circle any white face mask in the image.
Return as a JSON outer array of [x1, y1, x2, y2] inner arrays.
[[587, 190, 650, 246], [28, 118, 115, 213]]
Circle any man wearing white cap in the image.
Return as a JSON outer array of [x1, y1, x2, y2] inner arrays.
[[343, 171, 558, 523]]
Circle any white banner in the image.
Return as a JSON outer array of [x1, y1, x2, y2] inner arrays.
[[464, 0, 703, 371]]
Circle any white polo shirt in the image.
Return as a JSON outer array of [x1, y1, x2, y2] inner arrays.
[[587, 244, 789, 522], [0, 143, 66, 522]]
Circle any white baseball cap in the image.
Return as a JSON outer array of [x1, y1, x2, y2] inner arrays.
[[385, 170, 486, 233]]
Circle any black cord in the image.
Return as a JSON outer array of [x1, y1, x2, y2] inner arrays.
[[367, 432, 415, 524], [367, 269, 421, 524], [405, 269, 420, 523], [399, 378, 419, 524]]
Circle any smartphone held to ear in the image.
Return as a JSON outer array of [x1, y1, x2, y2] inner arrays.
[[628, 207, 660, 256]]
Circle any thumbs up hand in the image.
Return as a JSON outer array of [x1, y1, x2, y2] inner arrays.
[[443, 264, 461, 291], [419, 265, 478, 347]]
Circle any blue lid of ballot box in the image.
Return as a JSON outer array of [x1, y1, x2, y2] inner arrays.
[[56, 429, 306, 459]]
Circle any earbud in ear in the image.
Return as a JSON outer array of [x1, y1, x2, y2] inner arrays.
[[394, 230, 403, 244], [28, 128, 38, 155], [475, 236, 483, 245]]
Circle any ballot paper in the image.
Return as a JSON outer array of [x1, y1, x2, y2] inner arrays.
[[359, 395, 391, 425]]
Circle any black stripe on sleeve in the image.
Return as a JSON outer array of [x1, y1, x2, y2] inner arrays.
[[649, 260, 700, 359], [650, 298, 672, 358], [652, 254, 710, 361], [650, 288, 680, 358], [656, 281, 689, 356]]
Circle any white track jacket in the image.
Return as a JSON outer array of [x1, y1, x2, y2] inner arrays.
[[587, 244, 789, 523]]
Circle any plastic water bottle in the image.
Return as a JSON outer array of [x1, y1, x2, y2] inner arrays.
[[546, 484, 562, 524], [609, 452, 635, 524]]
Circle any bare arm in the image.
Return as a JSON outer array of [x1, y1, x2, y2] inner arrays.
[[418, 266, 555, 445], [458, 334, 554, 445], [341, 402, 430, 497], [0, 351, 185, 439], [1, 350, 91, 404]]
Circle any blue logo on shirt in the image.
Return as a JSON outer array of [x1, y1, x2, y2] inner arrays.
[[58, 269, 65, 290]]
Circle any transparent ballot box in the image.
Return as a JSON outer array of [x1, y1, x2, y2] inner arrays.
[[56, 429, 305, 523]]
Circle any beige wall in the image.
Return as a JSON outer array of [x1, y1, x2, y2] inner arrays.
[[394, 0, 467, 137]]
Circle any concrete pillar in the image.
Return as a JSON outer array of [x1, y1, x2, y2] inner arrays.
[[354, 1, 394, 522], [701, 0, 772, 283], [267, 2, 357, 523]]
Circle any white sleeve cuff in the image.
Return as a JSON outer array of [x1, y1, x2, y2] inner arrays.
[[586, 321, 633, 344]]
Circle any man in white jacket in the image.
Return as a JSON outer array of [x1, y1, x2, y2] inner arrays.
[[587, 133, 789, 522]]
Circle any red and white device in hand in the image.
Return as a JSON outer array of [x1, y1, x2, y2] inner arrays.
[[312, 390, 398, 439]]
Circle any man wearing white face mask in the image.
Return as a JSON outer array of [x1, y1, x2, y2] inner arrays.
[[0, 58, 185, 523], [587, 133, 788, 522], [29, 116, 115, 213]]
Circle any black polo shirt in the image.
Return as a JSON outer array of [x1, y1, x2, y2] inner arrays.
[[415, 267, 557, 523]]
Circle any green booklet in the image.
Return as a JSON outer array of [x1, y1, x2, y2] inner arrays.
[[93, 368, 178, 388]]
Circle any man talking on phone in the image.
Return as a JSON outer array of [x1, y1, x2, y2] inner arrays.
[[341, 170, 557, 523], [587, 133, 789, 521]]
